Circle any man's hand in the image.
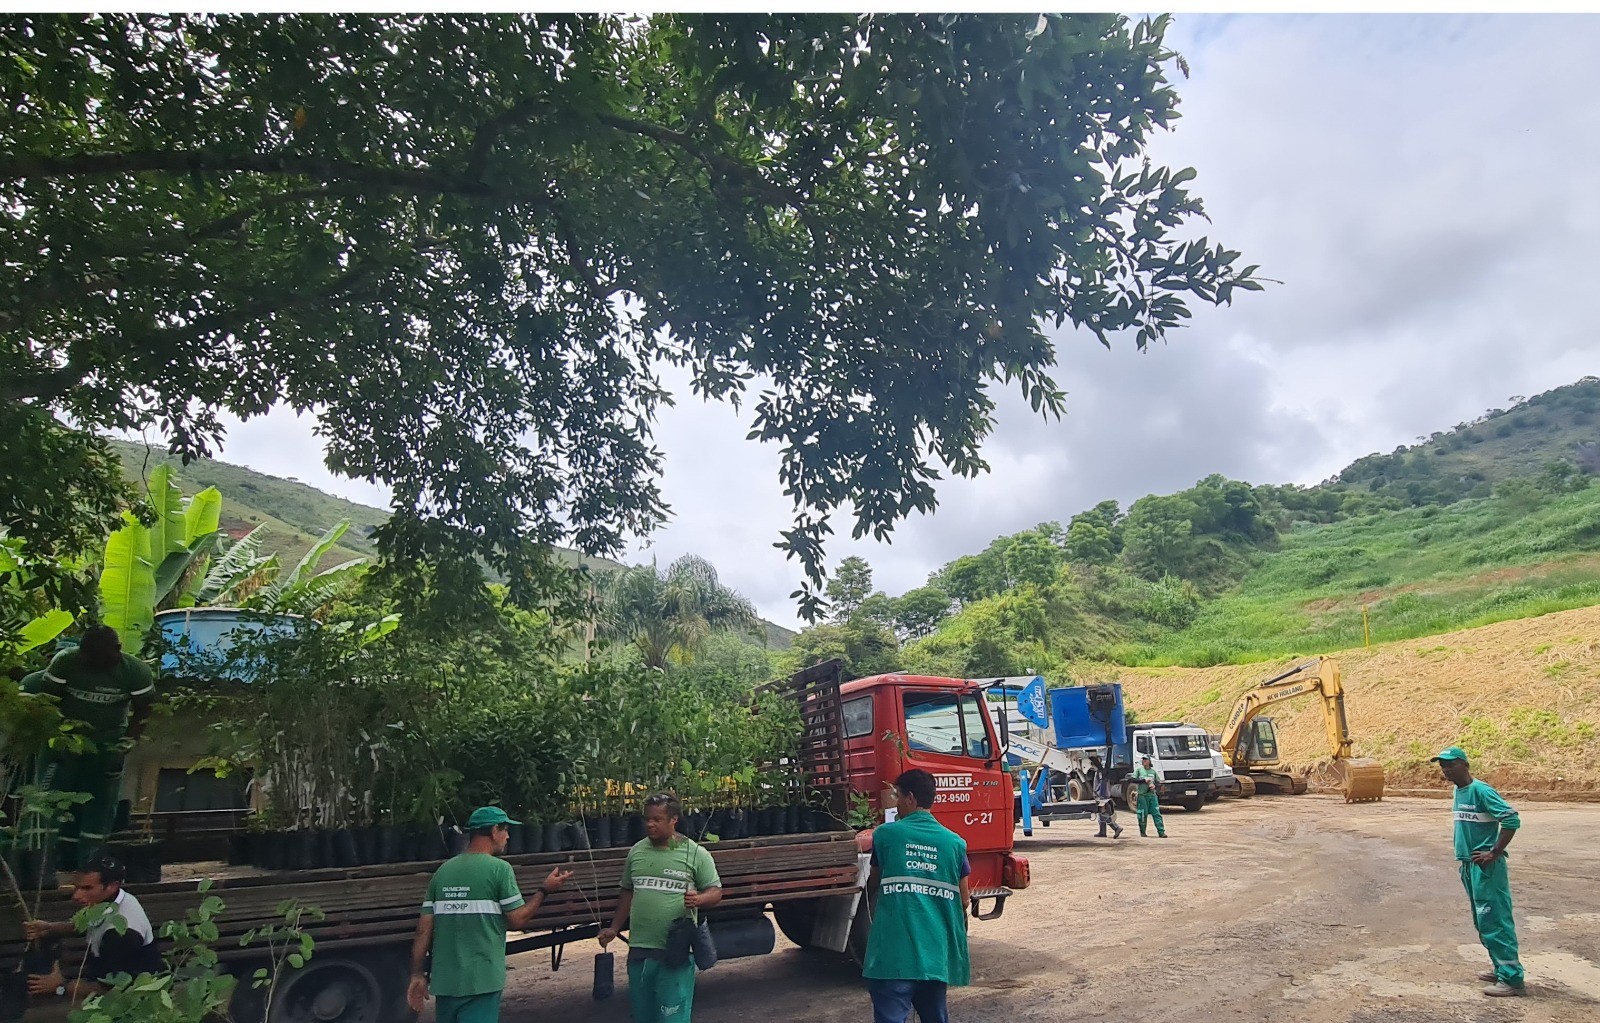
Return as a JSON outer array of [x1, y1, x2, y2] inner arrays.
[[683, 886, 702, 910], [406, 974, 429, 1012], [598, 926, 619, 948], [543, 868, 573, 893], [26, 967, 64, 997], [22, 919, 57, 942], [1471, 848, 1501, 866]]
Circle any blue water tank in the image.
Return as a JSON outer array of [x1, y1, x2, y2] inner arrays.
[[154, 608, 301, 682], [1049, 683, 1125, 751]]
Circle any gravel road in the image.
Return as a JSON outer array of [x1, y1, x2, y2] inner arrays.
[[487, 795, 1600, 1023]]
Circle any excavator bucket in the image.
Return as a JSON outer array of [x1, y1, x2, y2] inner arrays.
[[1330, 757, 1386, 803]]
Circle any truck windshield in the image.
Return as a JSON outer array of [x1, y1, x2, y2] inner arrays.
[[904, 691, 993, 759], [1155, 734, 1212, 760]]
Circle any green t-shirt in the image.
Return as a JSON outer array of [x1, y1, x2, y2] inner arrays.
[[32, 650, 156, 744], [863, 810, 970, 985], [1452, 778, 1520, 861], [421, 853, 524, 996], [619, 835, 720, 949], [1133, 765, 1159, 790]]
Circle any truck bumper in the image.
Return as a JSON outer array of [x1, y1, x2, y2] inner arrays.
[[1158, 782, 1211, 802]]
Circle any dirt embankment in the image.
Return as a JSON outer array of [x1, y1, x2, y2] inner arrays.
[[1113, 605, 1600, 797]]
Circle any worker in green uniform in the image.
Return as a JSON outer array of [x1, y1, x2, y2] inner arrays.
[[21, 626, 157, 869], [862, 768, 970, 1023], [1132, 754, 1166, 838], [1431, 746, 1526, 998], [600, 793, 723, 1023], [407, 807, 572, 1023]]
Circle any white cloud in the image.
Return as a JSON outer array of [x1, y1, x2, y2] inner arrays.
[[208, 14, 1600, 630]]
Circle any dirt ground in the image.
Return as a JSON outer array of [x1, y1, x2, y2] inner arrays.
[[483, 795, 1600, 1023], [1116, 605, 1600, 794]]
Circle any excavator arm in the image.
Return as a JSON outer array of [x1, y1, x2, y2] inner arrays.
[[1217, 658, 1384, 803]]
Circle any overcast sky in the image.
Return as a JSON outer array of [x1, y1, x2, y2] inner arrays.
[[199, 13, 1600, 630]]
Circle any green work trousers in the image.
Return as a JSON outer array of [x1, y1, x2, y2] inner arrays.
[[1459, 858, 1524, 988], [434, 991, 503, 1023], [627, 956, 696, 1023], [1135, 789, 1165, 837], [31, 747, 125, 871]]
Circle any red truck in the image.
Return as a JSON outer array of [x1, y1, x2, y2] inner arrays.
[[2, 662, 1029, 1023]]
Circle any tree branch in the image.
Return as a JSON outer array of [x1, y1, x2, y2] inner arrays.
[[0, 151, 553, 208]]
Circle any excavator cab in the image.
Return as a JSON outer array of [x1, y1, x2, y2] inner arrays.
[[1242, 718, 1280, 766]]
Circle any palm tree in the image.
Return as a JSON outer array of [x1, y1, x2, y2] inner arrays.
[[596, 555, 762, 669]]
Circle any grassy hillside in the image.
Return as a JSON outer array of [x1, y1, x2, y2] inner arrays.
[[108, 439, 796, 648], [885, 377, 1600, 678], [1114, 604, 1600, 795], [1112, 485, 1600, 666]]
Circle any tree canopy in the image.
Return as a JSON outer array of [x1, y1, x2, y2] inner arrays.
[[2, 13, 1259, 619]]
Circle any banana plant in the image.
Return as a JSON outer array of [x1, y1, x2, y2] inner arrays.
[[99, 465, 223, 654]]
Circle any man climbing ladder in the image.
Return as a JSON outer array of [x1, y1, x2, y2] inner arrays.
[[22, 626, 155, 869]]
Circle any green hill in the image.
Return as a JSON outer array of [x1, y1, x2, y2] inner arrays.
[[813, 376, 1600, 677], [107, 439, 795, 648]]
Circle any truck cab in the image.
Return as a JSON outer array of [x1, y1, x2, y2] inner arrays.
[[1126, 722, 1215, 812], [839, 673, 1026, 902]]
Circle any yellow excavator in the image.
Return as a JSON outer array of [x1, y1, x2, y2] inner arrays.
[[1217, 657, 1386, 803]]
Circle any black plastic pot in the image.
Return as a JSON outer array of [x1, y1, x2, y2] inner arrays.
[[726, 809, 746, 840], [227, 832, 252, 867], [567, 821, 590, 851], [107, 840, 163, 885], [543, 822, 565, 853], [438, 826, 464, 858], [376, 825, 403, 864], [503, 824, 523, 856], [626, 813, 646, 845], [334, 828, 360, 867], [607, 815, 626, 848], [22, 939, 59, 977], [250, 831, 274, 870], [1, 971, 29, 1023], [12, 847, 55, 892], [790, 804, 809, 833], [352, 827, 376, 866], [811, 806, 836, 833], [401, 825, 425, 863], [706, 809, 727, 840]]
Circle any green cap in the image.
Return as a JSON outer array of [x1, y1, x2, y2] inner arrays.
[[1430, 746, 1468, 763], [466, 806, 520, 829]]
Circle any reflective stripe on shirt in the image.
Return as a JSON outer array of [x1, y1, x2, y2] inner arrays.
[[429, 899, 505, 915]]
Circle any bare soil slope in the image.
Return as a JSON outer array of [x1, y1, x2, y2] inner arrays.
[[1113, 605, 1600, 795]]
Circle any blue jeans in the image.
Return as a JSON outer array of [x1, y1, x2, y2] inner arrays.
[[867, 978, 948, 1023]]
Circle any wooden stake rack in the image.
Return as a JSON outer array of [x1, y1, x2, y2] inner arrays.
[[1, 831, 860, 968]]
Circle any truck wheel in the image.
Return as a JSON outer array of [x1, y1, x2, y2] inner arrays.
[[265, 955, 393, 1023], [1181, 797, 1205, 813], [1067, 779, 1089, 802], [774, 900, 820, 948]]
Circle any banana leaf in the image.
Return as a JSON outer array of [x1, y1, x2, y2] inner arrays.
[[153, 530, 219, 608], [183, 486, 223, 544], [18, 609, 74, 653], [258, 520, 352, 609], [144, 464, 188, 561], [277, 558, 366, 614], [100, 512, 158, 654], [195, 525, 272, 605]]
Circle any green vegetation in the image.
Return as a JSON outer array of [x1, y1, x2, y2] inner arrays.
[[796, 378, 1600, 677], [5, 14, 1259, 624], [1116, 486, 1600, 665]]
